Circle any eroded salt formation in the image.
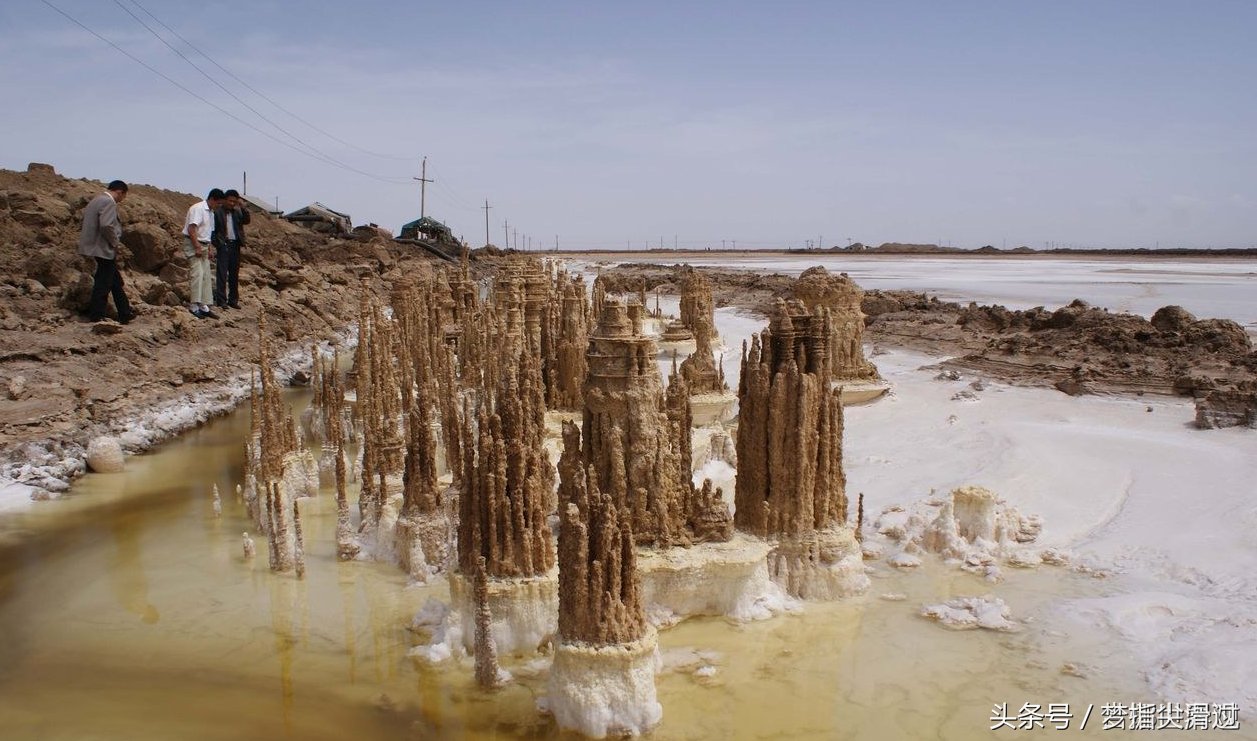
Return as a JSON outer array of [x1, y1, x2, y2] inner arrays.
[[871, 485, 1044, 581], [582, 298, 689, 547], [472, 555, 511, 689], [245, 318, 319, 575], [546, 421, 662, 738], [921, 595, 1019, 631], [446, 285, 559, 657], [542, 267, 590, 411], [352, 290, 405, 550], [340, 275, 465, 579], [393, 281, 455, 579], [791, 267, 879, 382], [735, 300, 868, 599], [675, 268, 735, 426], [664, 361, 732, 543]]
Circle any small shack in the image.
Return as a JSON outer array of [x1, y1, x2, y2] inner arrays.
[[283, 202, 352, 236], [240, 194, 283, 217], [396, 215, 461, 262], [399, 216, 454, 244]]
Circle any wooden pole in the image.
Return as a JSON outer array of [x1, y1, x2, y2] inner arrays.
[[482, 199, 492, 248], [413, 156, 434, 219]]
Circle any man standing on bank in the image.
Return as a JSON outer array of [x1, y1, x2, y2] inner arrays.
[[213, 189, 250, 309], [183, 188, 224, 319], [78, 179, 134, 324]]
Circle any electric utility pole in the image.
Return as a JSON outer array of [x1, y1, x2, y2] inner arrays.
[[482, 199, 492, 247], [413, 156, 433, 218], [503, 220, 509, 249]]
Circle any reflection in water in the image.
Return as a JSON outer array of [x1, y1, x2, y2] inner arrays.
[[108, 517, 160, 624], [269, 576, 299, 736], [0, 390, 1154, 740]]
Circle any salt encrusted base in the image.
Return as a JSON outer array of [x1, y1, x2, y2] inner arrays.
[[637, 534, 788, 625], [768, 526, 870, 600], [395, 510, 453, 580], [688, 392, 737, 426], [317, 444, 345, 487], [544, 627, 663, 739], [448, 569, 559, 656], [359, 474, 404, 562], [833, 379, 892, 406], [281, 449, 320, 499]]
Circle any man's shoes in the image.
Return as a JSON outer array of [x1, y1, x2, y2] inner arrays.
[[227, 301, 240, 309], [202, 309, 220, 320], [118, 313, 135, 325]]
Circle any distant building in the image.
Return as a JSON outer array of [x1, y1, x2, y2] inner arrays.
[[283, 203, 352, 236], [398, 215, 455, 244], [396, 215, 461, 262], [239, 193, 282, 217]]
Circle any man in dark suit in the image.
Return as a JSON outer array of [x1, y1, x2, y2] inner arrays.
[[213, 188, 251, 309], [77, 180, 134, 324]]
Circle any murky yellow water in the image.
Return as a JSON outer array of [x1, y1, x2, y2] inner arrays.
[[0, 393, 1153, 740]]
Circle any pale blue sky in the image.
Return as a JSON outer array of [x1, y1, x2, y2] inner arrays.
[[3, 1, 1255, 248]]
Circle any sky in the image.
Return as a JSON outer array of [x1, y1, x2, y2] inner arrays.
[[2, 0, 1255, 250]]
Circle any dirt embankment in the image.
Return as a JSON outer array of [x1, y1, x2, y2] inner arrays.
[[592, 262, 1257, 424], [0, 163, 472, 494]]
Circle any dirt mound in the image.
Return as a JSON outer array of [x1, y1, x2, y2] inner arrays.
[[0, 163, 477, 492], [867, 293, 1255, 398]]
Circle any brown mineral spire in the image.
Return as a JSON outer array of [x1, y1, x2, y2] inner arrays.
[[472, 556, 507, 689], [356, 297, 405, 530], [735, 301, 849, 538], [790, 266, 880, 382], [457, 310, 555, 579], [293, 500, 306, 580], [334, 441, 359, 560], [582, 298, 688, 547], [591, 274, 608, 319], [556, 421, 646, 645], [543, 270, 590, 410], [395, 284, 442, 519], [665, 367, 733, 543], [676, 268, 727, 394], [855, 492, 865, 543], [678, 267, 715, 337]]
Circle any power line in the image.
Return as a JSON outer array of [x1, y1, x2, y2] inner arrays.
[[118, 0, 494, 222], [108, 0, 411, 184], [126, 0, 414, 162], [110, 0, 409, 183], [39, 0, 412, 186]]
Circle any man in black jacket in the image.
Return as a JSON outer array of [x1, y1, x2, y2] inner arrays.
[[213, 189, 251, 309]]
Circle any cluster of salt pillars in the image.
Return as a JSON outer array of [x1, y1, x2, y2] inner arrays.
[[242, 253, 876, 738]]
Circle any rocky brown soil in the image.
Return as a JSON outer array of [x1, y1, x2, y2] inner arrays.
[[0, 163, 480, 494], [591, 262, 1257, 423]]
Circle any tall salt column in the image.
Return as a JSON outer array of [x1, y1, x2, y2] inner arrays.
[[451, 294, 558, 655], [547, 421, 661, 738], [735, 299, 869, 599]]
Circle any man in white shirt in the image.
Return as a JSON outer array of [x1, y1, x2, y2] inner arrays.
[[183, 188, 225, 318]]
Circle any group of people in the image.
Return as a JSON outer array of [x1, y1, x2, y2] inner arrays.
[[77, 182, 251, 323], [181, 188, 251, 319]]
